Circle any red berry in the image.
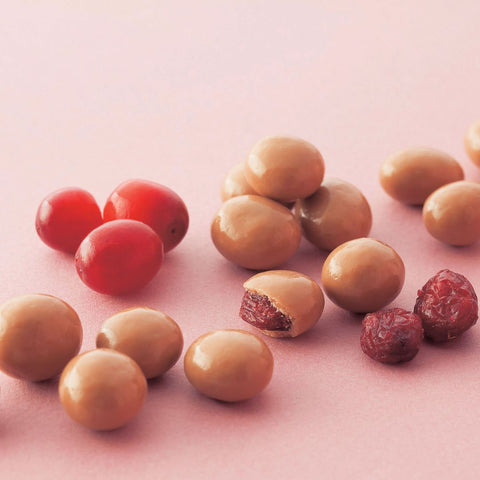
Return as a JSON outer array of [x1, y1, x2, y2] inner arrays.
[[35, 187, 103, 254], [75, 220, 164, 295], [414, 269, 478, 342], [360, 308, 423, 364], [103, 179, 189, 253]]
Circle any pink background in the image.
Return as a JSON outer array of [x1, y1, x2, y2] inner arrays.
[[2, 1, 480, 478]]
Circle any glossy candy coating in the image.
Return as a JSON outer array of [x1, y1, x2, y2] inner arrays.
[[295, 177, 372, 251], [75, 219, 164, 295], [96, 307, 183, 379], [220, 163, 257, 201], [241, 270, 324, 337], [211, 195, 301, 270], [321, 238, 405, 313], [35, 187, 103, 253], [103, 179, 189, 253], [184, 329, 274, 402], [0, 294, 82, 381], [244, 136, 325, 203], [379, 147, 464, 205], [422, 181, 480, 246], [59, 349, 147, 430], [465, 120, 480, 167]]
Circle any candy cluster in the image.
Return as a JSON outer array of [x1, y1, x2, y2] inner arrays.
[[212, 127, 480, 364], [1, 120, 480, 432]]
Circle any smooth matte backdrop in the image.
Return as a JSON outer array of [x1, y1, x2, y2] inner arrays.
[[1, 1, 480, 479]]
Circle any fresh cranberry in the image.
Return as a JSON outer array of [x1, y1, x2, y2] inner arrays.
[[103, 179, 189, 253], [361, 308, 423, 364], [75, 220, 164, 295], [35, 187, 103, 254], [414, 269, 478, 342]]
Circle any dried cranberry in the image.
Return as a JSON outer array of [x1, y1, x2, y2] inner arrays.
[[240, 291, 291, 332], [360, 308, 423, 364], [414, 269, 478, 342]]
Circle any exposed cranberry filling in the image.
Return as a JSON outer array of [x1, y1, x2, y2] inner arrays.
[[240, 291, 291, 331]]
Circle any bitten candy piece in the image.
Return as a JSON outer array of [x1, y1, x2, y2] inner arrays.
[[379, 147, 464, 205], [59, 349, 147, 430], [211, 195, 301, 270], [321, 238, 405, 313], [414, 269, 478, 342], [0, 294, 83, 381], [184, 329, 274, 402], [96, 307, 183, 379], [361, 308, 424, 364], [240, 270, 324, 337], [422, 181, 480, 246], [295, 177, 372, 251], [244, 136, 325, 203], [465, 120, 480, 167], [220, 163, 257, 201]]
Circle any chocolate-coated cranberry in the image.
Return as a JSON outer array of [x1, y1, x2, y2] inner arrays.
[[240, 270, 324, 337], [414, 269, 478, 342], [379, 147, 463, 205], [104, 179, 189, 253], [0, 294, 82, 381], [184, 329, 274, 402], [36, 187, 102, 254], [75, 219, 164, 295], [361, 308, 423, 364], [96, 307, 183, 379], [59, 349, 147, 430]]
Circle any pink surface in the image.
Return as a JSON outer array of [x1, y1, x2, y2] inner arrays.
[[2, 1, 480, 478]]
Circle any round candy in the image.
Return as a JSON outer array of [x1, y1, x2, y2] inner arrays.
[[295, 177, 372, 251], [422, 181, 480, 246], [244, 136, 325, 203], [35, 187, 103, 254], [220, 163, 257, 201], [75, 219, 164, 295], [465, 120, 480, 167], [240, 270, 324, 337], [59, 349, 147, 430], [379, 147, 464, 205], [0, 294, 82, 381], [184, 329, 274, 402], [321, 238, 405, 313], [96, 307, 183, 379], [103, 179, 189, 253], [211, 195, 301, 270]]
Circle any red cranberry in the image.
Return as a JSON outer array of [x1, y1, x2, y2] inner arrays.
[[75, 220, 164, 295], [414, 269, 478, 342], [103, 179, 189, 253], [240, 291, 291, 332], [361, 308, 423, 364], [35, 187, 102, 254]]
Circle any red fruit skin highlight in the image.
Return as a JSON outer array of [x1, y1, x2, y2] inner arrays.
[[414, 269, 478, 342], [36, 187, 103, 254], [103, 179, 189, 253], [75, 220, 164, 295], [361, 308, 424, 364]]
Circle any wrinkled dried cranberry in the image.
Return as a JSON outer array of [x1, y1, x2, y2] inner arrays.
[[240, 291, 291, 332], [361, 308, 423, 364], [414, 269, 478, 342]]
